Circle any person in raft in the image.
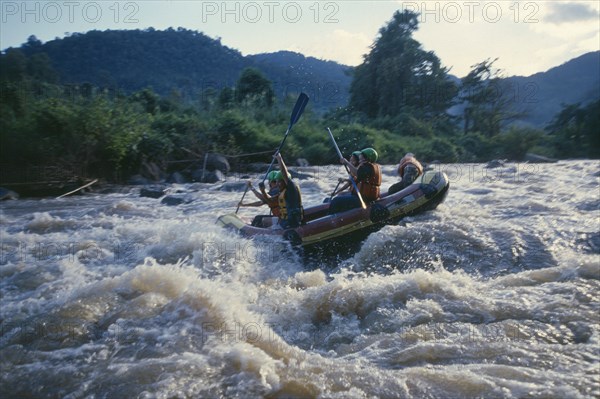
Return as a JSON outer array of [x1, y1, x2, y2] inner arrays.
[[264, 153, 304, 229], [328, 147, 382, 214], [238, 171, 280, 227], [329, 150, 362, 198], [387, 153, 423, 195]]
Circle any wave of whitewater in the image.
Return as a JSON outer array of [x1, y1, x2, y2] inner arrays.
[[1, 161, 598, 398]]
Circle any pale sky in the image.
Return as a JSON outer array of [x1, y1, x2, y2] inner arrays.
[[1, 0, 599, 77]]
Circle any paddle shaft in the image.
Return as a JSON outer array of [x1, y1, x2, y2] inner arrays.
[[237, 129, 292, 213], [237, 125, 289, 214], [326, 128, 366, 209], [237, 93, 309, 214], [261, 93, 309, 184], [261, 126, 291, 184], [328, 179, 342, 202], [235, 185, 249, 214]]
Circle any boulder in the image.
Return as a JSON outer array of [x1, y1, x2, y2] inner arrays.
[[204, 153, 230, 173], [140, 160, 165, 181], [290, 170, 313, 180], [486, 159, 506, 169], [296, 158, 310, 167], [207, 170, 226, 183], [191, 169, 226, 183], [524, 153, 557, 163], [244, 163, 271, 173], [167, 172, 188, 184], [220, 181, 248, 192], [140, 187, 166, 198], [129, 175, 152, 185], [0, 187, 19, 200], [161, 196, 187, 206]]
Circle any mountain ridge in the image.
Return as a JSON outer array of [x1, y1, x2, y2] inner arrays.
[[8, 28, 599, 125], [503, 51, 600, 126]]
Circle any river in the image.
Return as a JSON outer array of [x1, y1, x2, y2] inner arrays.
[[1, 161, 598, 398]]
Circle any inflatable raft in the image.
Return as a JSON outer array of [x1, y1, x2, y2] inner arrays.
[[217, 170, 449, 248]]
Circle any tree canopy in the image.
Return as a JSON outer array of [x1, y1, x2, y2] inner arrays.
[[0, 16, 597, 189], [349, 10, 457, 121], [235, 68, 274, 107]]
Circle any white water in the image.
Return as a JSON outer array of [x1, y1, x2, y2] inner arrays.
[[1, 161, 599, 398]]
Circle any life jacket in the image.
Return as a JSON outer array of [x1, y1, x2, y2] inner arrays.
[[398, 156, 423, 178], [357, 162, 382, 202], [267, 197, 280, 217], [267, 187, 280, 217], [277, 184, 304, 221]]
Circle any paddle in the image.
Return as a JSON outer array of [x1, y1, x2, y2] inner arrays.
[[326, 127, 366, 209], [236, 92, 309, 214], [327, 179, 342, 203]]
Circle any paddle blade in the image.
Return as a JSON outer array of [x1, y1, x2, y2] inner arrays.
[[289, 93, 309, 126], [260, 93, 309, 183]]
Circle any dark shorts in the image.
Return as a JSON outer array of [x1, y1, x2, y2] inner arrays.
[[328, 194, 362, 214], [251, 215, 276, 228], [280, 208, 302, 229], [388, 166, 420, 195]]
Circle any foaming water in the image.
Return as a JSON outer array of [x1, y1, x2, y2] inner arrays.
[[1, 161, 599, 398]]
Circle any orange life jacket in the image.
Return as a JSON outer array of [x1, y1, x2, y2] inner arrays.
[[398, 156, 423, 178], [357, 162, 382, 202]]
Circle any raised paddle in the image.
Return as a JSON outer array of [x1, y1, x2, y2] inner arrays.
[[236, 92, 309, 214], [326, 127, 367, 209]]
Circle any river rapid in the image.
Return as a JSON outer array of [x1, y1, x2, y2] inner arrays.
[[1, 161, 599, 398]]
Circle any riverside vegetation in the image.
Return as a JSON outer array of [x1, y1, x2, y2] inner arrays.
[[1, 11, 598, 184]]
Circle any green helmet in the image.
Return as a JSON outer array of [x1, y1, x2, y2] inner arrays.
[[361, 147, 378, 162], [351, 151, 362, 160], [267, 171, 279, 181], [272, 171, 291, 181]]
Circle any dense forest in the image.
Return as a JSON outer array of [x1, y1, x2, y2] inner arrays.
[[1, 11, 598, 185], [11, 28, 352, 113]]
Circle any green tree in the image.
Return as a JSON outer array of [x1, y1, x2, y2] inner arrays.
[[218, 87, 235, 109], [492, 127, 542, 160], [348, 10, 456, 120], [130, 88, 160, 114], [455, 132, 493, 162], [546, 100, 600, 158], [199, 86, 218, 111], [27, 53, 58, 83], [460, 59, 523, 137], [235, 67, 274, 107], [0, 49, 27, 82]]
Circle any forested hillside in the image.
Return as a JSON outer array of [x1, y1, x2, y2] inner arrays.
[[1, 12, 598, 187], [18, 28, 248, 98], [5, 27, 598, 123], [248, 51, 351, 111], [504, 52, 600, 127], [11, 29, 351, 112]]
